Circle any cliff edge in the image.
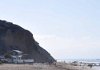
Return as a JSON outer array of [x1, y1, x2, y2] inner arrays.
[[0, 20, 55, 63]]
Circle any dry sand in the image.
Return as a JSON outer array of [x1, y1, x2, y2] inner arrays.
[[0, 63, 93, 70]]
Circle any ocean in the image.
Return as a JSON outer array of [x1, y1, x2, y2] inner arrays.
[[57, 59, 100, 63], [57, 59, 100, 70]]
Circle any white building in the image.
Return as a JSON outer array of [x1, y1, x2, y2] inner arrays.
[[11, 50, 23, 63], [11, 50, 34, 64]]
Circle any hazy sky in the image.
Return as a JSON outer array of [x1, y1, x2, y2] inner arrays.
[[0, 0, 100, 59]]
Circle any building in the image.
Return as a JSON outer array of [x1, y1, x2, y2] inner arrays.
[[10, 50, 34, 64], [11, 50, 23, 63]]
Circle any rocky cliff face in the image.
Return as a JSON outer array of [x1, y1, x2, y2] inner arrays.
[[0, 20, 55, 63]]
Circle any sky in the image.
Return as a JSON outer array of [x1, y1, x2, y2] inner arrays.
[[0, 0, 100, 60]]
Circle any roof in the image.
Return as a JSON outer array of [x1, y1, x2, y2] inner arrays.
[[12, 50, 23, 54], [11, 55, 22, 58]]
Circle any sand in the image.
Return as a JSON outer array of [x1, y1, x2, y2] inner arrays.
[[0, 63, 95, 70]]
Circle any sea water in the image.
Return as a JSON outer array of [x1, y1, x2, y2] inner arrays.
[[57, 59, 100, 63], [57, 59, 100, 70]]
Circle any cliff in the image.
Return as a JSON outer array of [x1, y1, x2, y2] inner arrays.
[[0, 20, 55, 63]]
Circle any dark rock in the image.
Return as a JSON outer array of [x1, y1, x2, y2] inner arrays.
[[0, 20, 55, 63]]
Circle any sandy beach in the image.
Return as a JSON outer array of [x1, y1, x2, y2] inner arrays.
[[0, 63, 95, 70]]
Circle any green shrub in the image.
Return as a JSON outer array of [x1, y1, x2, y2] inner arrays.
[[0, 61, 2, 64]]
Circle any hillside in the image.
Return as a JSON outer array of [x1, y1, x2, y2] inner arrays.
[[0, 20, 55, 63]]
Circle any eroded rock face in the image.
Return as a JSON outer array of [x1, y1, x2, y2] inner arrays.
[[0, 20, 55, 63]]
